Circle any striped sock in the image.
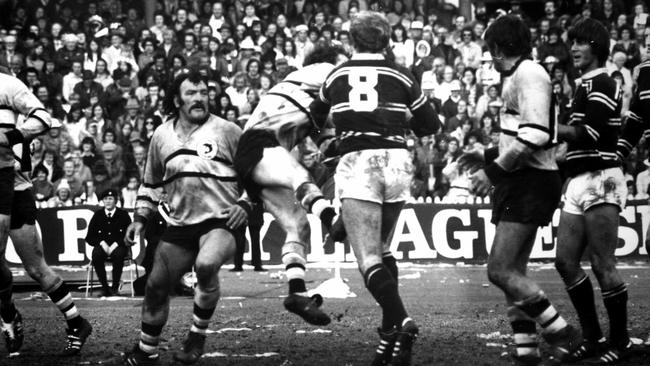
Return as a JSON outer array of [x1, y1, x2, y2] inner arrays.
[[602, 283, 629, 347], [283, 252, 307, 294], [139, 322, 163, 354], [515, 291, 568, 335], [46, 280, 83, 329], [190, 303, 216, 335], [567, 275, 602, 342], [507, 306, 540, 358]]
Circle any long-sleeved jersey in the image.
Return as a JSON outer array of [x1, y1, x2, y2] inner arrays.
[[617, 60, 650, 159], [310, 53, 440, 155], [0, 73, 51, 169], [135, 114, 244, 227], [564, 68, 622, 177], [243, 63, 334, 150], [485, 59, 558, 179]]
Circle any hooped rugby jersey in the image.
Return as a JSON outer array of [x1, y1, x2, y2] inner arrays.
[[310, 53, 440, 155], [617, 60, 650, 160], [565, 68, 622, 177], [244, 63, 335, 150], [0, 73, 51, 169], [489, 59, 558, 173], [135, 114, 244, 226]]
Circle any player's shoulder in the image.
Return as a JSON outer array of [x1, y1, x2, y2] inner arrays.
[[208, 114, 242, 136], [516, 60, 550, 83], [589, 70, 618, 95]]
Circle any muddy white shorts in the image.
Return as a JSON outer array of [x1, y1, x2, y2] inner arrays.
[[562, 167, 627, 215], [335, 148, 413, 204]]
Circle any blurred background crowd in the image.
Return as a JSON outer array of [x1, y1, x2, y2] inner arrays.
[[1, 0, 650, 207]]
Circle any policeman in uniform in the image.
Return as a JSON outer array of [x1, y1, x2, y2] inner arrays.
[[85, 189, 132, 296]]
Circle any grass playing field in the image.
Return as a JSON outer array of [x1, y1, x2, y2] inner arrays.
[[2, 262, 650, 365]]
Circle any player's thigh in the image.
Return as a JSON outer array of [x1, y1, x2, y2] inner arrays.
[[196, 228, 236, 271], [341, 198, 382, 270], [556, 210, 587, 266], [252, 147, 311, 188], [148, 240, 196, 291], [489, 221, 538, 272]]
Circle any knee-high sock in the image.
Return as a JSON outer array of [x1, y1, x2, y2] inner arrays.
[[602, 283, 629, 347], [139, 322, 163, 354], [382, 252, 398, 284], [191, 303, 216, 335], [364, 263, 408, 331], [507, 306, 540, 358], [566, 275, 602, 342], [46, 279, 83, 329], [515, 291, 568, 335]]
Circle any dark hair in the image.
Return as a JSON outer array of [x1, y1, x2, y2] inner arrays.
[[483, 15, 531, 58], [568, 18, 610, 65], [617, 24, 635, 39], [303, 43, 348, 66], [391, 24, 407, 42], [163, 68, 209, 117]]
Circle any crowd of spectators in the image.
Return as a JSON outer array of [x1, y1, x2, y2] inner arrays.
[[2, 0, 650, 208]]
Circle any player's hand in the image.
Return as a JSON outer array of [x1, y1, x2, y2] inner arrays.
[[223, 205, 248, 230], [0, 133, 8, 146], [469, 169, 492, 197], [125, 222, 145, 246]]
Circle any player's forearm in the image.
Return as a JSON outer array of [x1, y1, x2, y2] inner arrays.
[[558, 124, 586, 144], [485, 141, 534, 184]]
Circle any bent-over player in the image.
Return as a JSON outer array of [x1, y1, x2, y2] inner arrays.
[[310, 11, 440, 366], [122, 69, 249, 365], [233, 44, 349, 325]]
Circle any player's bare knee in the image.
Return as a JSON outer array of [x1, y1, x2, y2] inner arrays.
[[589, 256, 616, 279], [554, 256, 579, 276], [194, 261, 219, 285], [487, 262, 508, 287]]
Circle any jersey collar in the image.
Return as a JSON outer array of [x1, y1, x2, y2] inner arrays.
[[580, 67, 607, 80]]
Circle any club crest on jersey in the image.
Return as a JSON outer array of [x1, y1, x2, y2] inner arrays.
[[196, 138, 218, 160]]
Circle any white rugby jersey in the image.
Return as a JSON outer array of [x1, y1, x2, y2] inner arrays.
[[136, 114, 244, 226], [493, 59, 558, 172], [243, 63, 335, 150], [0, 73, 51, 169]]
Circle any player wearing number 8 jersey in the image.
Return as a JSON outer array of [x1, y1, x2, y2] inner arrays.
[[310, 11, 440, 366]]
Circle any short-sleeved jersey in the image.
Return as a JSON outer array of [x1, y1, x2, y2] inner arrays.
[[310, 53, 439, 155], [0, 73, 51, 169], [617, 60, 650, 159], [243, 63, 334, 150], [565, 68, 622, 177], [135, 114, 243, 227]]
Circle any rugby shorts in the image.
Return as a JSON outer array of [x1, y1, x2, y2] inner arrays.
[[160, 218, 236, 250], [335, 148, 413, 204], [491, 168, 561, 226], [0, 167, 13, 215], [10, 189, 37, 229], [562, 167, 627, 215]]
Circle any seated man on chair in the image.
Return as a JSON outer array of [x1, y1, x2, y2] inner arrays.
[[85, 189, 132, 296]]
